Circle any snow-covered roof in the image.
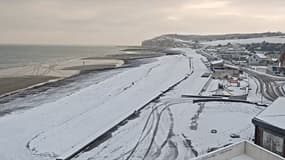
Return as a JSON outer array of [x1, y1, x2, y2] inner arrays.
[[224, 64, 240, 70], [255, 97, 285, 130], [272, 58, 279, 61], [194, 141, 285, 160], [255, 53, 267, 59], [201, 36, 285, 46], [211, 59, 224, 65]]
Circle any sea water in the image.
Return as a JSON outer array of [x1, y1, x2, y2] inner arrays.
[[0, 45, 124, 69]]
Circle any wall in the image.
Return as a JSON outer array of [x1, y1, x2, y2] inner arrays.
[[212, 69, 239, 79], [246, 141, 285, 160], [193, 141, 285, 160]]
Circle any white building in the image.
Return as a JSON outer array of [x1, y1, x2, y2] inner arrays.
[[194, 141, 285, 160], [248, 53, 268, 65], [252, 97, 285, 157]]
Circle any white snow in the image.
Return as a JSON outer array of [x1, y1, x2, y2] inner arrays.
[[201, 36, 285, 46], [210, 59, 223, 65], [70, 49, 264, 160], [202, 78, 249, 97], [71, 49, 212, 160], [255, 53, 267, 59], [255, 97, 285, 129], [243, 67, 285, 81], [0, 54, 190, 160], [0, 48, 267, 160], [187, 102, 261, 155]]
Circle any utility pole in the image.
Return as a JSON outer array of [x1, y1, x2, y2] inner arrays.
[[261, 90, 263, 103]]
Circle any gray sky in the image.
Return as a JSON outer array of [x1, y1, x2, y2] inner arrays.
[[1, 0, 285, 45]]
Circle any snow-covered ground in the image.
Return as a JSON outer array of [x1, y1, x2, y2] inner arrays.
[[203, 78, 248, 97], [201, 36, 285, 46], [71, 49, 264, 160], [0, 53, 191, 160], [0, 48, 266, 160], [0, 69, 123, 115]]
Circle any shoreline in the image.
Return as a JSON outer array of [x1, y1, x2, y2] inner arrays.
[[0, 50, 165, 100], [0, 76, 60, 97]]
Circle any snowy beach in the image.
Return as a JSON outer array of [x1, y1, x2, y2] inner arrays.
[[0, 50, 189, 160], [0, 48, 265, 160]]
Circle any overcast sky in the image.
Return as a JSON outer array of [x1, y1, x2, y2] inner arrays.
[[1, 0, 285, 45]]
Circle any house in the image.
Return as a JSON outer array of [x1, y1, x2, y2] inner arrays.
[[252, 97, 285, 157], [210, 59, 224, 70], [210, 60, 241, 79], [266, 54, 280, 65], [266, 51, 285, 76], [266, 66, 285, 76], [248, 53, 268, 65], [194, 140, 285, 160]]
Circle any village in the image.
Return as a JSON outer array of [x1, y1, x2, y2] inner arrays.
[[57, 45, 285, 160], [192, 41, 285, 160], [201, 42, 285, 76]]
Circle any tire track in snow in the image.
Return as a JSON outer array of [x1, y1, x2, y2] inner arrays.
[[27, 62, 163, 157], [124, 56, 196, 160], [141, 100, 192, 160], [72, 54, 196, 160], [122, 99, 192, 160]]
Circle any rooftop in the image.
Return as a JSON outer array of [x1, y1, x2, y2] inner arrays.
[[193, 141, 285, 160], [211, 59, 224, 65], [255, 53, 267, 59], [254, 97, 285, 130], [224, 64, 240, 70]]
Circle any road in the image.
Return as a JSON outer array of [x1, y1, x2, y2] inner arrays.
[[246, 70, 285, 101]]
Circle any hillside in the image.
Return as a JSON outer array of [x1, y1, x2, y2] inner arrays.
[[142, 32, 285, 48]]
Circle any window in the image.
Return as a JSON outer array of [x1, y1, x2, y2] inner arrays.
[[262, 130, 284, 156]]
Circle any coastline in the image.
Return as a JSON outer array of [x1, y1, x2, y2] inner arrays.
[[0, 76, 58, 96], [0, 49, 165, 99], [0, 59, 122, 99]]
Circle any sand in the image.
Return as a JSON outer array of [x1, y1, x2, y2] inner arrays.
[[0, 76, 57, 95], [0, 59, 124, 78], [0, 58, 124, 96]]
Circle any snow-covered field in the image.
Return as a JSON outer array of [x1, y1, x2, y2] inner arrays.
[[0, 49, 265, 160], [0, 52, 191, 160], [201, 36, 285, 46], [71, 49, 264, 160]]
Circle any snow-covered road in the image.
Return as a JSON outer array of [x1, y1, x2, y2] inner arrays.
[[71, 49, 264, 160], [0, 52, 191, 160]]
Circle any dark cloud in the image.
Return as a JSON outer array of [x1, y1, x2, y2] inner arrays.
[[0, 0, 284, 45]]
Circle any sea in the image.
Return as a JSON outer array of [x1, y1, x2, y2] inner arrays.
[[0, 45, 129, 114], [0, 45, 125, 69]]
